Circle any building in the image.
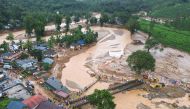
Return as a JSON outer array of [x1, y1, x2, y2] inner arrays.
[[3, 63, 12, 69], [3, 84, 31, 99], [44, 50, 57, 58], [22, 95, 47, 109], [10, 44, 19, 52], [7, 101, 27, 109], [16, 59, 38, 70], [42, 58, 54, 65], [33, 43, 48, 51], [53, 90, 69, 99], [91, 12, 101, 21], [1, 52, 22, 62], [35, 101, 62, 109], [45, 77, 69, 93]]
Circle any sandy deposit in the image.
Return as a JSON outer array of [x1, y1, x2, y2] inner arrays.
[[61, 27, 132, 92], [82, 30, 190, 109]]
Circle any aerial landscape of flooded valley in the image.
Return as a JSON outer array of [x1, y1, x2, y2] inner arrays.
[[1, 0, 190, 109]]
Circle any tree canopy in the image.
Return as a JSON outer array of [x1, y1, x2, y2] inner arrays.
[[88, 89, 116, 109], [54, 13, 62, 31], [125, 17, 139, 34], [145, 38, 159, 52], [127, 50, 155, 74]]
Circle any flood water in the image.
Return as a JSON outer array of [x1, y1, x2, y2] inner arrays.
[[61, 27, 132, 92]]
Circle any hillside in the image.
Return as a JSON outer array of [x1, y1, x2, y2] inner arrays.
[[1, 0, 190, 29]]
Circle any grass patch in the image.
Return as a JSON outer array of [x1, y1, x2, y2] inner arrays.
[[139, 19, 190, 53], [0, 97, 12, 109]]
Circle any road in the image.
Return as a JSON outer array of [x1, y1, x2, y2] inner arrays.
[[0, 19, 86, 44]]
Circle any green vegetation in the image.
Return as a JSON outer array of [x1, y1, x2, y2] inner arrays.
[[100, 13, 109, 27], [47, 36, 56, 49], [6, 32, 14, 41], [88, 89, 116, 109], [21, 70, 32, 78], [0, 97, 12, 109], [170, 17, 190, 31], [1, 0, 189, 31], [30, 49, 43, 62], [20, 52, 29, 59], [125, 17, 139, 34], [63, 26, 98, 46], [42, 63, 52, 71], [23, 40, 33, 52], [65, 16, 71, 33], [139, 19, 190, 53], [90, 17, 98, 25], [127, 50, 155, 74], [145, 38, 159, 52], [150, 2, 190, 18], [0, 41, 9, 53], [54, 13, 63, 32]]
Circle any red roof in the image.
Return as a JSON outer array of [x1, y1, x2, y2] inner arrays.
[[22, 95, 47, 109]]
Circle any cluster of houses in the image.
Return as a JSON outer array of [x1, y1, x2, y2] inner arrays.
[[7, 95, 63, 109], [0, 41, 56, 72], [0, 41, 62, 109]]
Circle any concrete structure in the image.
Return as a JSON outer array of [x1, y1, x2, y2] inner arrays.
[[109, 50, 124, 58]]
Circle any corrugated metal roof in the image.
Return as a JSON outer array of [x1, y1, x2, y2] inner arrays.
[[22, 95, 47, 109], [7, 101, 26, 109], [35, 101, 62, 109], [53, 90, 69, 98], [45, 77, 69, 93]]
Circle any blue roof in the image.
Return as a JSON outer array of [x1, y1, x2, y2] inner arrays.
[[77, 39, 85, 45], [45, 77, 69, 93], [43, 58, 54, 65], [16, 59, 37, 65], [34, 44, 48, 51], [1, 52, 14, 57], [7, 101, 27, 109]]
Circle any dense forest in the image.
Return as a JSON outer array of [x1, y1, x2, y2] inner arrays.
[[0, 0, 190, 30]]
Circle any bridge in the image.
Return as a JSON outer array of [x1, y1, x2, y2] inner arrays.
[[65, 79, 144, 108]]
